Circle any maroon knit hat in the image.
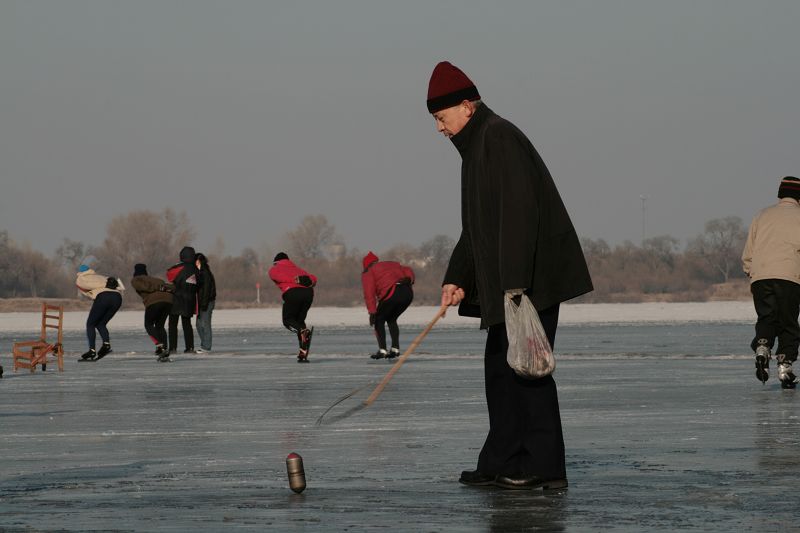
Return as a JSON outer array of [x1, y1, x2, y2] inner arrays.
[[427, 61, 480, 113], [778, 176, 800, 201]]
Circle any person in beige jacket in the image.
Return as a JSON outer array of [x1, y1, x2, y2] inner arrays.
[[742, 176, 800, 388], [76, 264, 124, 362]]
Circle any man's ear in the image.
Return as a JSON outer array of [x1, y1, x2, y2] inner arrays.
[[462, 100, 475, 117]]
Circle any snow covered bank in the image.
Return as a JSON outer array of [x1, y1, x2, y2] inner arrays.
[[0, 301, 755, 333]]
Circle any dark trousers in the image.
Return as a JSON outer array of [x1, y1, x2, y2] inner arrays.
[[144, 301, 171, 347], [476, 304, 566, 480], [282, 288, 314, 345], [374, 284, 414, 350], [169, 314, 194, 352], [86, 291, 122, 349], [751, 279, 800, 361]]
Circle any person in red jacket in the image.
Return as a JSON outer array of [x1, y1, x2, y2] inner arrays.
[[268, 252, 317, 362], [361, 251, 415, 359]]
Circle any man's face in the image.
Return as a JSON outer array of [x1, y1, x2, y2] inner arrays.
[[432, 101, 474, 138]]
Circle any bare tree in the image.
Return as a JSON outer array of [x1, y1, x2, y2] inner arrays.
[[382, 243, 420, 265], [240, 247, 259, 269], [687, 216, 747, 282], [581, 237, 611, 259], [419, 234, 455, 270], [0, 232, 70, 298], [55, 238, 87, 273], [283, 215, 338, 260], [643, 235, 680, 268], [91, 208, 196, 277], [210, 236, 226, 259]]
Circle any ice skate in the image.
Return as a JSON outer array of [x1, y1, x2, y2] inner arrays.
[[300, 327, 314, 355], [754, 339, 771, 384], [777, 356, 798, 389], [157, 353, 171, 363], [297, 348, 309, 363], [387, 347, 400, 359], [78, 349, 97, 362], [95, 342, 112, 361], [370, 349, 388, 360]]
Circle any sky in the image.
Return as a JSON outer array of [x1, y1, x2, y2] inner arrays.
[[2, 1, 798, 258]]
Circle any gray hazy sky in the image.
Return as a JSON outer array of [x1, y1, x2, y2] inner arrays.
[[2, 1, 798, 257]]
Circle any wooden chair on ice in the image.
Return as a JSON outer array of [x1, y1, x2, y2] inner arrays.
[[12, 303, 64, 373]]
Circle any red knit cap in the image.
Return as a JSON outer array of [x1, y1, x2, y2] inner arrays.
[[362, 251, 379, 271], [427, 61, 480, 113]]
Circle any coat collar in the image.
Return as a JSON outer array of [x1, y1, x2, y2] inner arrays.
[[450, 103, 492, 157]]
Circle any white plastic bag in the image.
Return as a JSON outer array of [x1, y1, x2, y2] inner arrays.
[[504, 293, 555, 378]]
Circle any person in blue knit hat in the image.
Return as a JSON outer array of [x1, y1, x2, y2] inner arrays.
[[76, 264, 124, 361]]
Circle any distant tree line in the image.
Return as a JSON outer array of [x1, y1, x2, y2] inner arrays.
[[578, 216, 748, 302], [0, 211, 749, 305]]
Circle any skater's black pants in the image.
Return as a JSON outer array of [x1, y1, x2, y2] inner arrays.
[[476, 304, 566, 480], [374, 283, 413, 351], [144, 301, 171, 348], [86, 291, 122, 350], [282, 288, 313, 345], [169, 314, 194, 352], [751, 279, 800, 361]]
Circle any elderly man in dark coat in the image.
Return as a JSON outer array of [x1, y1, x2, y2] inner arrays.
[[428, 61, 593, 490]]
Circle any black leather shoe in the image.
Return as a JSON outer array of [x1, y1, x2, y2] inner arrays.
[[493, 475, 568, 491], [459, 470, 495, 486]]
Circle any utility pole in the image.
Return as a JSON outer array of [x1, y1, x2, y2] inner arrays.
[[640, 195, 648, 244]]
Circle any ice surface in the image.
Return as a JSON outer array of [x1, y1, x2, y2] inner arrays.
[[1, 315, 796, 531]]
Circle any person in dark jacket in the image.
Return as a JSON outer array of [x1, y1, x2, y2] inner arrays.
[[268, 252, 317, 363], [166, 246, 198, 355], [428, 62, 592, 490], [131, 263, 174, 362], [361, 251, 415, 359], [194, 253, 217, 353]]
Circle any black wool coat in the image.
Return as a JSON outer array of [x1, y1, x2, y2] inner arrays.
[[197, 269, 217, 311], [443, 104, 593, 328], [167, 262, 199, 317]]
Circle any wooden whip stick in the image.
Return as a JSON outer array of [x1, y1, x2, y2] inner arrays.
[[363, 304, 449, 407]]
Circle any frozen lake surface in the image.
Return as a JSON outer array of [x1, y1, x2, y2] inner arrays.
[[1, 304, 797, 531]]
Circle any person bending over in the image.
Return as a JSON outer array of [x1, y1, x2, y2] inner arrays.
[[269, 252, 317, 363], [361, 251, 415, 360], [76, 264, 124, 362], [131, 263, 174, 362]]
